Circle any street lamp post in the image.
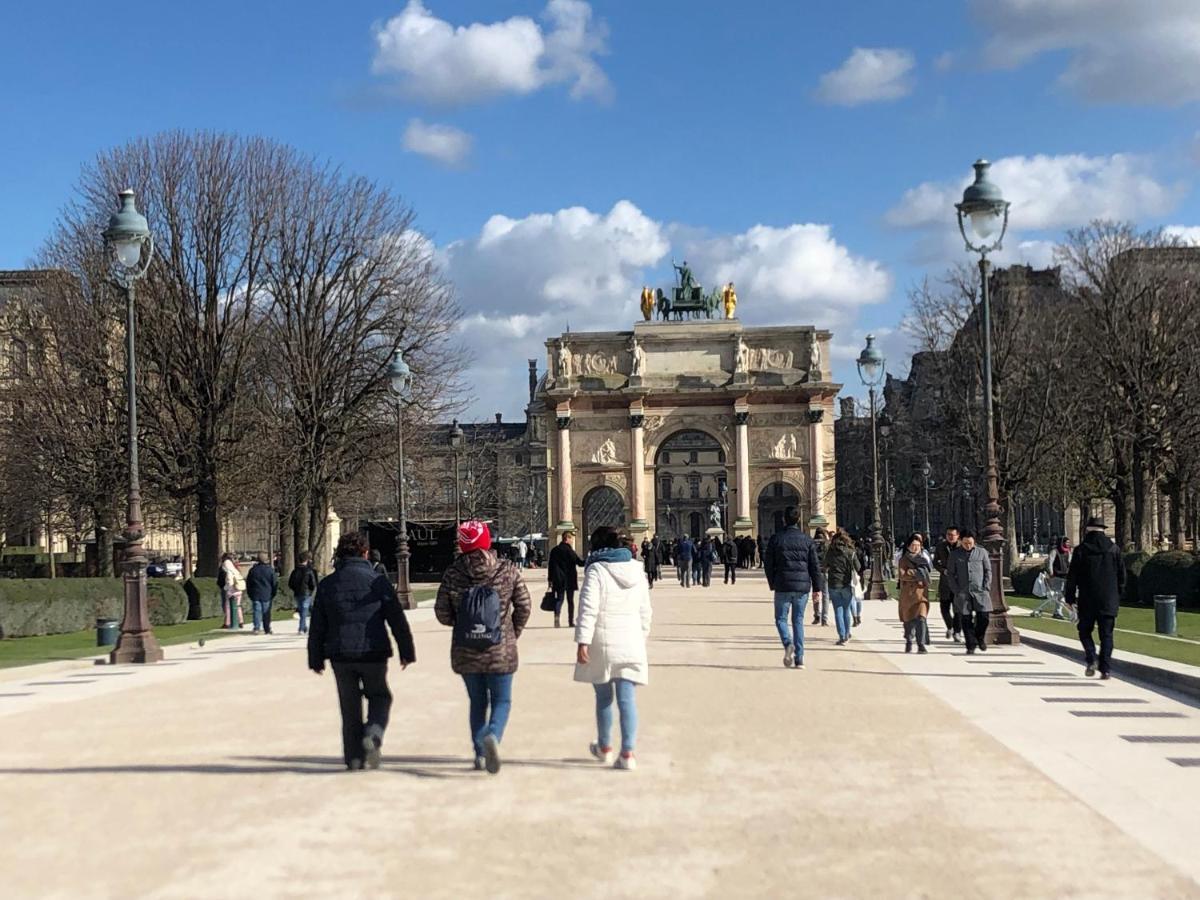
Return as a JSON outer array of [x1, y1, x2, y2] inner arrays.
[[449, 420, 464, 552], [922, 458, 932, 540], [955, 159, 1019, 644], [857, 335, 889, 601], [104, 190, 162, 664], [389, 350, 414, 609]]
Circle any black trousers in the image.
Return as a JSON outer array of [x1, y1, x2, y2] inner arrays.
[[939, 596, 960, 634], [553, 587, 575, 624], [724, 562, 737, 584], [332, 660, 392, 768], [958, 602, 990, 650], [1077, 609, 1116, 674]]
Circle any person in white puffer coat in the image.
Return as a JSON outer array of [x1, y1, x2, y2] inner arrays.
[[574, 525, 653, 771]]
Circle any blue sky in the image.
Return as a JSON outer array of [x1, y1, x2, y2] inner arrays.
[[2, 0, 1198, 417]]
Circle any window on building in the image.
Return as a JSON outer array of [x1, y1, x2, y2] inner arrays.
[[659, 475, 672, 498], [660, 451, 670, 464], [443, 484, 454, 506], [688, 450, 698, 463], [514, 453, 523, 466], [717, 449, 726, 464], [689, 474, 700, 499]]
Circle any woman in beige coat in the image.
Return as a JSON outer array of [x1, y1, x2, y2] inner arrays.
[[575, 526, 652, 771], [897, 533, 932, 654]]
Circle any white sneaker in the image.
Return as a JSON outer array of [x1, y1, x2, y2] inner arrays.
[[614, 753, 637, 771], [795, 659, 806, 670], [590, 742, 614, 764], [783, 644, 795, 668], [362, 724, 383, 770], [473, 756, 486, 771]]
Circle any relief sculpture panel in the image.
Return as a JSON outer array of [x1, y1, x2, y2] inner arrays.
[[749, 427, 809, 461]]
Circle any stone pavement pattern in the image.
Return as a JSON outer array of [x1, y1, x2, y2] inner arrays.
[[1, 571, 1198, 899]]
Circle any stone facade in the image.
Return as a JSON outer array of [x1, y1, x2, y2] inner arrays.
[[541, 320, 839, 542]]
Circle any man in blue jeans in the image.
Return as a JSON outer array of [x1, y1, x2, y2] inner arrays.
[[764, 506, 824, 670]]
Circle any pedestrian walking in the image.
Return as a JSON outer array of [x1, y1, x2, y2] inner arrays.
[[756, 535, 766, 568], [764, 507, 824, 670], [516, 538, 528, 569], [1046, 536, 1073, 620], [933, 526, 962, 642], [643, 536, 661, 588], [287, 551, 319, 634], [435, 521, 532, 774], [677, 536, 695, 587], [811, 527, 831, 626], [307, 532, 416, 771], [548, 530, 585, 628], [218, 553, 246, 629], [246, 552, 278, 635], [824, 527, 862, 645], [575, 525, 652, 771], [947, 530, 991, 654], [1065, 517, 1126, 680], [898, 534, 932, 653], [698, 537, 714, 587], [722, 535, 738, 584], [368, 549, 388, 577]]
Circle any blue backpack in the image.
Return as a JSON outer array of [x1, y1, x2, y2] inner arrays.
[[454, 576, 504, 650]]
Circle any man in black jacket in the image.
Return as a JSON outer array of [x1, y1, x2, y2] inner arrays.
[[308, 532, 416, 770], [1065, 517, 1126, 680], [547, 530, 585, 628], [245, 553, 278, 635], [933, 526, 962, 642], [764, 507, 825, 670], [722, 536, 738, 584], [287, 551, 319, 634]]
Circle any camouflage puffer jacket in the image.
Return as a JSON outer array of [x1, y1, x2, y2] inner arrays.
[[435, 549, 531, 674]]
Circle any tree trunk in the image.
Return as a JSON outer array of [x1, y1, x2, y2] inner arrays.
[[1003, 491, 1018, 571], [195, 482, 220, 577], [94, 504, 115, 578], [309, 494, 327, 572], [279, 510, 295, 583], [181, 513, 193, 580]]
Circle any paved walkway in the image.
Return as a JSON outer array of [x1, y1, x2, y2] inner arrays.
[[2, 571, 1198, 899]]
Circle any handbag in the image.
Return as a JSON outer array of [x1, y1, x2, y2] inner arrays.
[[540, 590, 557, 612], [850, 569, 865, 602], [1032, 572, 1048, 598]]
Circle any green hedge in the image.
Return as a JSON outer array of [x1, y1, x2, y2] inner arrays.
[[1123, 551, 1154, 606], [0, 578, 189, 638], [1137, 551, 1200, 610], [1010, 561, 1043, 596], [183, 577, 295, 622]]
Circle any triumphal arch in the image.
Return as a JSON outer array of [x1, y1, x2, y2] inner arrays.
[[540, 313, 839, 542]]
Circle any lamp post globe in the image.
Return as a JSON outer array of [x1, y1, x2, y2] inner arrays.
[[104, 189, 162, 664], [857, 335, 888, 603], [389, 349, 414, 608], [955, 158, 1018, 645]]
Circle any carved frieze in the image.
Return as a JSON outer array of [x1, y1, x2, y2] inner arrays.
[[574, 431, 627, 466], [749, 427, 808, 461]]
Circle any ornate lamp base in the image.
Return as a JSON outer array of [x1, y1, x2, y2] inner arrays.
[[110, 631, 164, 665]]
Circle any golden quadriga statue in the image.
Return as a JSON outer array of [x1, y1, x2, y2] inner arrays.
[[722, 282, 737, 319]]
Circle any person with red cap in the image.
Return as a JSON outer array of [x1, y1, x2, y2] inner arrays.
[[435, 520, 531, 774]]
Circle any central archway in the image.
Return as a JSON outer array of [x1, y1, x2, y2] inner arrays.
[[581, 485, 625, 549], [654, 429, 726, 538], [757, 481, 803, 538]]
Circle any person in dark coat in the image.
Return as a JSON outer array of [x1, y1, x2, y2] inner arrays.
[[722, 536, 738, 584], [693, 538, 708, 587], [933, 526, 962, 642], [369, 548, 388, 576], [764, 508, 825, 670], [307, 532, 416, 770], [548, 530, 585, 628], [756, 535, 766, 568], [677, 536, 695, 587], [946, 530, 991, 654], [287, 551, 319, 634], [643, 536, 662, 588], [245, 552, 278, 635], [1065, 517, 1126, 679]]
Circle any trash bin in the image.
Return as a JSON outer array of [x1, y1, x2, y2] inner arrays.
[[1153, 595, 1177, 636], [96, 617, 120, 647]]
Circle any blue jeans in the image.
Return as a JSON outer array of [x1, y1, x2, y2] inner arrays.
[[774, 591, 810, 663], [296, 594, 312, 633], [461, 673, 514, 756], [594, 679, 638, 753], [829, 587, 854, 640], [252, 599, 273, 632]]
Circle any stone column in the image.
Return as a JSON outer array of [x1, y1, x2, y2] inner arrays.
[[555, 412, 576, 533], [807, 408, 827, 529], [629, 408, 648, 537], [733, 404, 753, 535]]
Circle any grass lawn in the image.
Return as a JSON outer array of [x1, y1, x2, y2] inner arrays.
[[0, 586, 442, 670], [0, 618, 240, 669], [1007, 594, 1200, 668]]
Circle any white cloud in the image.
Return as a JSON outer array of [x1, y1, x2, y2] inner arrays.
[[438, 202, 891, 418], [887, 154, 1181, 232], [971, 0, 1200, 105], [371, 0, 610, 105], [814, 47, 916, 106], [402, 118, 473, 166], [1165, 225, 1200, 245]]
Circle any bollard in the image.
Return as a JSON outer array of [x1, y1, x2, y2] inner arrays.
[[96, 617, 120, 647], [1153, 595, 1177, 636]]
